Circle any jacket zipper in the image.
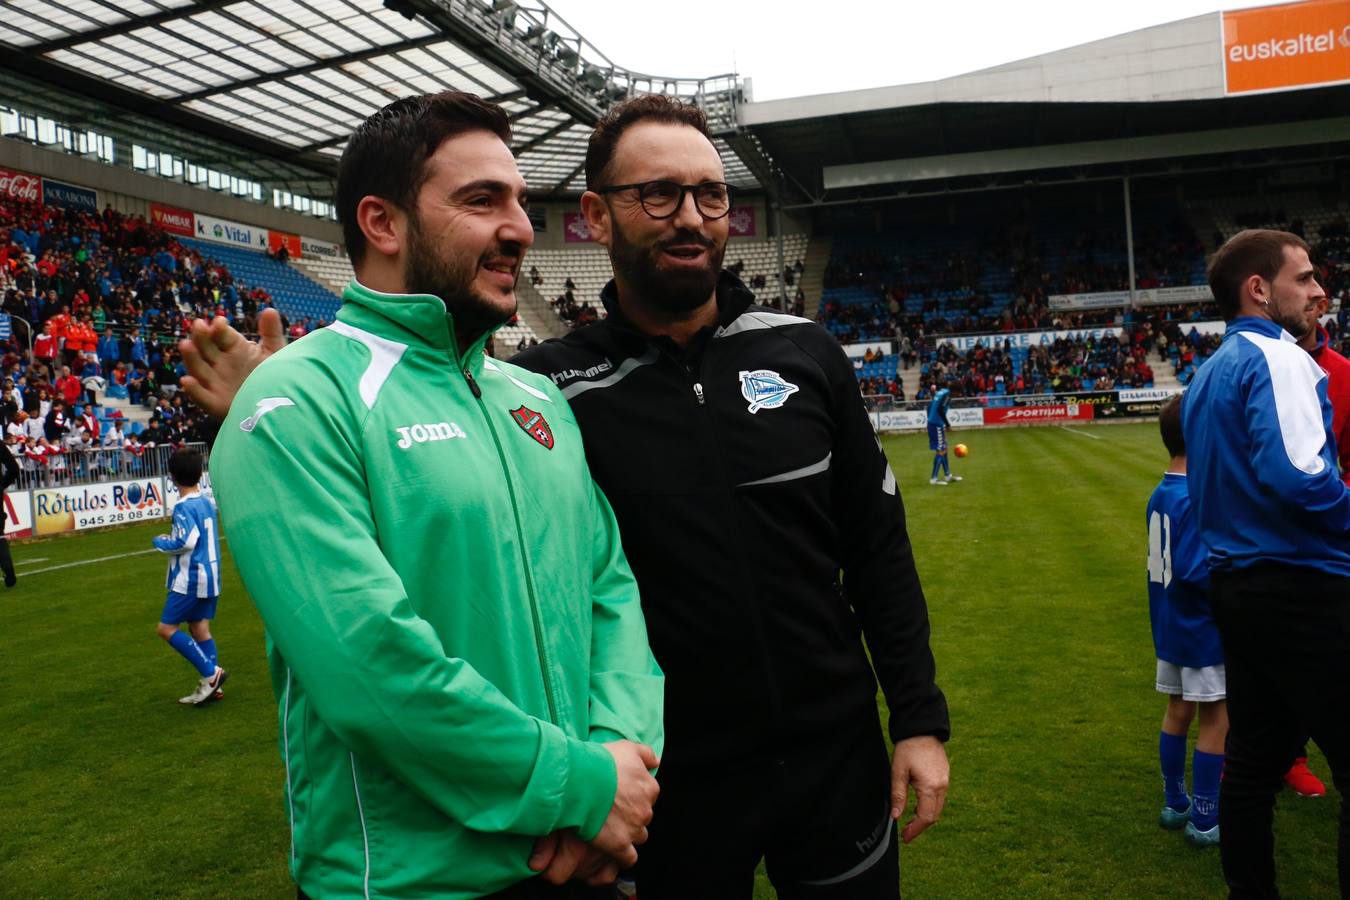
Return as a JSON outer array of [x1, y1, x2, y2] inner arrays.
[[459, 356, 559, 725]]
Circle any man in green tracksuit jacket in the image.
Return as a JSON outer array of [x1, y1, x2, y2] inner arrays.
[[210, 93, 663, 899]]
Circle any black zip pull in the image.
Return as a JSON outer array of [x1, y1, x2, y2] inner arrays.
[[463, 368, 482, 398], [694, 383, 705, 406]]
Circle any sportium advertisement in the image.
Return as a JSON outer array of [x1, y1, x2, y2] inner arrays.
[[1222, 0, 1350, 95]]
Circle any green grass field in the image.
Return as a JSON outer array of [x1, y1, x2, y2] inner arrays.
[[0, 421, 1339, 898]]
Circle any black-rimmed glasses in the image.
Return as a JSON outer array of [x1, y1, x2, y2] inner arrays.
[[595, 180, 736, 220]]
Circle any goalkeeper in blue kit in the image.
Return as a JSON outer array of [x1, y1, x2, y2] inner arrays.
[[152, 448, 227, 706], [1146, 395, 1225, 847]]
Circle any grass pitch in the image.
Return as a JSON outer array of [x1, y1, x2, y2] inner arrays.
[[0, 421, 1339, 899]]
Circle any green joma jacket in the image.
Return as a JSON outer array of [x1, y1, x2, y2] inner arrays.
[[212, 281, 664, 899]]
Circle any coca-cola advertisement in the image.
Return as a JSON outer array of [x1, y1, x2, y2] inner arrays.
[[0, 167, 41, 203], [150, 202, 194, 237]]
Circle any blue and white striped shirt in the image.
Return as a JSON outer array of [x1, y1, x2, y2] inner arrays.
[[154, 493, 220, 598]]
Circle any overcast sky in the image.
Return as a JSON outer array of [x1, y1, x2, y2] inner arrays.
[[544, 0, 1281, 101]]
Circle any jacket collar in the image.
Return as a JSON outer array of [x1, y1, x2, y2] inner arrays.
[[1226, 316, 1295, 343], [597, 270, 758, 337], [338, 279, 494, 367], [1311, 322, 1331, 359]]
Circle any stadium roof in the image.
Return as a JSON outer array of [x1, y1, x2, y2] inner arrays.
[[736, 4, 1350, 208], [0, 0, 755, 201]]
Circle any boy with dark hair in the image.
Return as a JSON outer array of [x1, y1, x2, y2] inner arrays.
[[153, 448, 225, 706], [1147, 393, 1225, 847]]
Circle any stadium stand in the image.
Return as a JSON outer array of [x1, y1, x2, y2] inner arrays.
[[0, 197, 315, 482], [815, 186, 1350, 406], [527, 233, 810, 328], [178, 237, 341, 331]]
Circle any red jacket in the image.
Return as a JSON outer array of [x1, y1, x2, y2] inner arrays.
[[56, 374, 81, 406], [1310, 324, 1350, 486]]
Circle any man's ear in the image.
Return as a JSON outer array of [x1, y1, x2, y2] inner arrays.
[[580, 191, 612, 249], [356, 195, 405, 260], [1244, 273, 1269, 308]]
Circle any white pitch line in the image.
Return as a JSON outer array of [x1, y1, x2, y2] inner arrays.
[[16, 548, 160, 576], [13, 557, 48, 566], [1058, 425, 1102, 441]]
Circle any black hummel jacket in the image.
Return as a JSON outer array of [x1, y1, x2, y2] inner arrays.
[[512, 272, 949, 766]]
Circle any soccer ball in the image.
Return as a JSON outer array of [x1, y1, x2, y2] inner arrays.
[[953, 443, 969, 458]]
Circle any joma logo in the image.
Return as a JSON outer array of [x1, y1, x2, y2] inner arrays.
[[396, 421, 467, 449]]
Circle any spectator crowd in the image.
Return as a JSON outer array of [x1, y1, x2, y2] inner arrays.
[[0, 197, 327, 486]]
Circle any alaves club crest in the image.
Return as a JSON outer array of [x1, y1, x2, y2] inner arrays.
[[510, 405, 554, 449], [739, 369, 799, 414]]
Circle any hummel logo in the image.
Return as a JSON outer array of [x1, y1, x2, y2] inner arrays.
[[240, 397, 296, 432], [395, 421, 467, 449]]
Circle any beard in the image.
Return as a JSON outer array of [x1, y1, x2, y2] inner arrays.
[[1269, 293, 1312, 339], [404, 212, 520, 346], [608, 219, 724, 320]]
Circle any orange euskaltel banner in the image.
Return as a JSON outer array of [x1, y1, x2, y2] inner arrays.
[[1222, 0, 1350, 94]]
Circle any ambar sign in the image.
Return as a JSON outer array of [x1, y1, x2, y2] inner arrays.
[[1222, 0, 1350, 95]]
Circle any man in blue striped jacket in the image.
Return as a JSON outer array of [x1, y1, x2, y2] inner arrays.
[[153, 448, 226, 706], [1182, 228, 1349, 897]]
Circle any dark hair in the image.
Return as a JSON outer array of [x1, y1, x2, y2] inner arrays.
[[585, 94, 713, 190], [336, 91, 512, 263], [1159, 394, 1184, 459], [1206, 229, 1310, 320], [168, 448, 204, 488]]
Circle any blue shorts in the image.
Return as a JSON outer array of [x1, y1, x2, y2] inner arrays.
[[927, 423, 947, 452], [160, 591, 218, 625]]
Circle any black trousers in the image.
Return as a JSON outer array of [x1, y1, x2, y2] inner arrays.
[[1210, 564, 1350, 899], [635, 716, 900, 900]]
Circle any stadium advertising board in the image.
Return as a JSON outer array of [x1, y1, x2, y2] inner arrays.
[[164, 473, 213, 511], [1015, 390, 1117, 407], [727, 206, 756, 237], [1119, 399, 1169, 417], [195, 212, 269, 251], [843, 340, 891, 359], [150, 202, 194, 237], [301, 236, 343, 259], [32, 478, 166, 536], [1222, 0, 1350, 95], [1118, 388, 1181, 403], [41, 178, 97, 212], [4, 490, 32, 539], [874, 410, 928, 431], [872, 406, 982, 432], [268, 230, 302, 258], [1048, 284, 1213, 311], [0, 167, 41, 202], [950, 408, 984, 427], [983, 404, 1094, 426], [936, 326, 1122, 352], [563, 212, 593, 243]]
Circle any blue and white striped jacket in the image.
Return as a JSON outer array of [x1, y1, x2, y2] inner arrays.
[[1183, 316, 1350, 576], [153, 492, 220, 598]]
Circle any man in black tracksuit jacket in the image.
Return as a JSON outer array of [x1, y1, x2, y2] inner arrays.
[[515, 95, 950, 895], [514, 273, 948, 896]]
